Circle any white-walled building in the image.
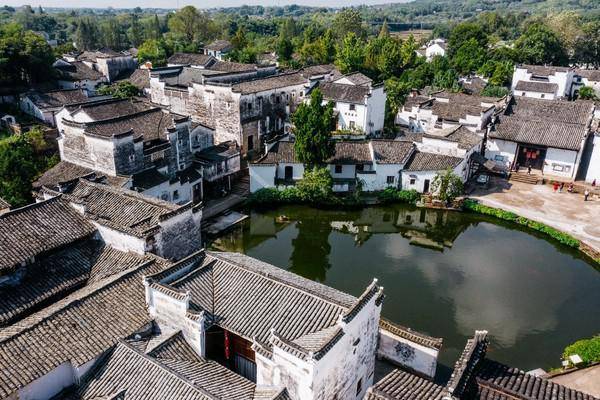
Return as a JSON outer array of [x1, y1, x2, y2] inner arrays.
[[416, 38, 447, 62], [204, 39, 233, 60], [250, 129, 480, 194], [63, 48, 137, 82], [317, 72, 386, 135], [19, 89, 105, 127], [396, 91, 503, 133], [573, 69, 600, 98], [486, 96, 595, 179], [511, 64, 574, 100], [53, 59, 108, 94]]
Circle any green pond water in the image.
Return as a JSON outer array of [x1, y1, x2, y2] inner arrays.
[[209, 204, 600, 377]]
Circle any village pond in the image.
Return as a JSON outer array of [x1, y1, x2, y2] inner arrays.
[[209, 205, 600, 379]]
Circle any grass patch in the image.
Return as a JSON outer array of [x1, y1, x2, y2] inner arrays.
[[563, 335, 600, 365], [463, 199, 580, 249]]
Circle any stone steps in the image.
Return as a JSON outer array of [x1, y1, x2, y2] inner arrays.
[[510, 172, 541, 185]]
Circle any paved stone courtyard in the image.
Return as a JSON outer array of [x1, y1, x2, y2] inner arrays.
[[470, 178, 600, 253], [549, 365, 600, 397]]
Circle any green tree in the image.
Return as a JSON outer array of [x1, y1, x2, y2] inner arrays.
[[335, 32, 365, 74], [128, 14, 143, 47], [292, 88, 335, 168], [431, 169, 464, 203], [276, 36, 293, 63], [481, 85, 510, 97], [451, 37, 486, 75], [332, 8, 365, 40], [379, 20, 390, 38], [137, 39, 167, 66], [578, 86, 597, 100], [296, 167, 334, 204], [574, 21, 600, 68], [231, 26, 248, 51], [448, 22, 488, 58], [514, 23, 568, 65], [0, 23, 53, 84], [168, 6, 209, 44], [75, 18, 99, 50], [98, 81, 139, 99]]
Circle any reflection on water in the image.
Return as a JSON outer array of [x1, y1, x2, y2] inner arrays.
[[210, 205, 600, 372]]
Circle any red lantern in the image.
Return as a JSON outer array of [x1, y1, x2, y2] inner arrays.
[[224, 331, 231, 360]]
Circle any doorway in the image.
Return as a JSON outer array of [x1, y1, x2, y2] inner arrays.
[[516, 144, 546, 170], [423, 179, 430, 193]]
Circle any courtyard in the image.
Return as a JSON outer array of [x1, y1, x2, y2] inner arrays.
[[470, 178, 600, 254]]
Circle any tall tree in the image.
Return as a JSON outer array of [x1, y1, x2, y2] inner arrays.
[[168, 6, 208, 44], [292, 89, 335, 168], [335, 32, 365, 74], [379, 20, 390, 38], [574, 21, 600, 68], [128, 14, 143, 47], [332, 8, 365, 40], [448, 22, 488, 58], [514, 22, 568, 65]]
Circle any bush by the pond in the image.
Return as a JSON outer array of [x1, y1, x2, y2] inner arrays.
[[463, 199, 580, 249], [377, 188, 421, 204], [563, 335, 600, 365]]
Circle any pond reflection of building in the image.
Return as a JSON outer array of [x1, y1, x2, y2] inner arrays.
[[331, 207, 468, 250]]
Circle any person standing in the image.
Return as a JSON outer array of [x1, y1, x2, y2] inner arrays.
[[527, 165, 532, 175], [584, 189, 590, 201]]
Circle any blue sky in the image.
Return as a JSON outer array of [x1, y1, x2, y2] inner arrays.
[[4, 0, 411, 8]]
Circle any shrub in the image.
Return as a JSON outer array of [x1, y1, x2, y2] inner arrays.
[[432, 168, 464, 203], [377, 188, 421, 204], [563, 335, 600, 365], [463, 199, 580, 248]]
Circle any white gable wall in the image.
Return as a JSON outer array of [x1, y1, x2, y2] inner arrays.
[[585, 134, 600, 183]]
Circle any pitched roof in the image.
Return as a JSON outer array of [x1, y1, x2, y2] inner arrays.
[[24, 89, 90, 110], [365, 369, 446, 400], [0, 240, 148, 327], [125, 68, 151, 90], [33, 160, 96, 189], [429, 101, 490, 122], [521, 64, 571, 76], [75, 48, 124, 61], [59, 179, 182, 238], [334, 72, 373, 86], [167, 251, 360, 345], [231, 72, 307, 94], [68, 98, 152, 122], [328, 141, 372, 164], [168, 52, 215, 67], [490, 97, 594, 150], [403, 151, 463, 171], [209, 60, 257, 73], [423, 125, 482, 150], [0, 197, 9, 210], [0, 197, 96, 273], [371, 140, 415, 164], [64, 107, 179, 142], [319, 82, 370, 104], [256, 140, 375, 165], [515, 80, 558, 94], [0, 255, 170, 399], [575, 68, 600, 82], [55, 61, 105, 81], [205, 39, 232, 51], [474, 359, 599, 400]]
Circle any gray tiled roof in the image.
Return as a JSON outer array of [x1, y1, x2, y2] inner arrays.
[[522, 64, 571, 76], [429, 101, 490, 122], [403, 151, 463, 171], [231, 72, 307, 94], [59, 179, 181, 238], [124, 68, 151, 90], [168, 52, 215, 67], [205, 40, 232, 51], [56, 61, 104, 81], [379, 318, 443, 350], [0, 240, 147, 326], [209, 60, 257, 73], [514, 80, 558, 94], [0, 256, 171, 398], [423, 125, 482, 150], [474, 359, 599, 400], [575, 68, 600, 82], [0, 197, 9, 209], [169, 251, 359, 344], [328, 141, 372, 164], [0, 197, 96, 273], [365, 369, 445, 400], [319, 82, 370, 104], [33, 160, 96, 189], [24, 89, 90, 110], [372, 140, 415, 164], [335, 72, 373, 86], [69, 98, 152, 121], [490, 97, 594, 150]]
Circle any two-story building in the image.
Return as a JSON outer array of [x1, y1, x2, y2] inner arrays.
[[204, 39, 233, 60], [63, 48, 137, 82], [53, 59, 108, 94], [317, 72, 386, 136], [511, 64, 574, 100]]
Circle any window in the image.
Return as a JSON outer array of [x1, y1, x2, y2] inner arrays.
[[128, 154, 135, 162], [410, 178, 416, 185], [334, 165, 342, 174], [349, 104, 356, 111], [349, 121, 355, 129], [356, 379, 363, 396], [247, 135, 254, 151], [356, 164, 364, 172], [494, 155, 504, 161], [522, 92, 526, 96], [247, 102, 253, 111], [173, 190, 179, 200], [386, 176, 395, 184], [284, 166, 293, 180], [276, 96, 280, 103], [540, 94, 545, 99]]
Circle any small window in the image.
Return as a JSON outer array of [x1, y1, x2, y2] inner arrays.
[[494, 155, 504, 161], [356, 378, 363, 396], [540, 94, 545, 99], [128, 154, 135, 162], [248, 102, 253, 111], [349, 121, 355, 129], [409, 178, 416, 185], [356, 164, 364, 172], [334, 165, 342, 174], [276, 96, 280, 103], [173, 190, 179, 200], [349, 104, 356, 111], [522, 92, 526, 96], [386, 176, 395, 184]]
